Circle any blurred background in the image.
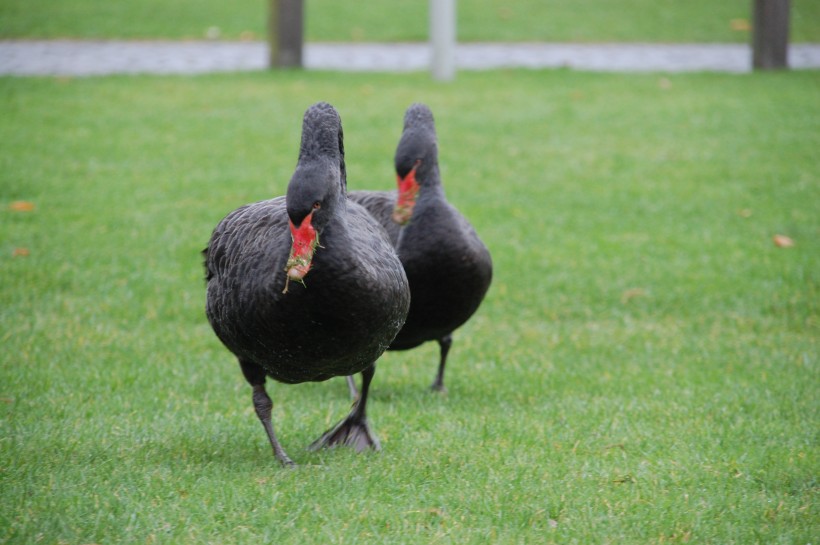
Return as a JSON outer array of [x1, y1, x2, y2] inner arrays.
[[0, 0, 818, 43]]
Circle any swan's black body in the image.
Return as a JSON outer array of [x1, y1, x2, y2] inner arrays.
[[349, 103, 492, 392], [204, 103, 410, 464]]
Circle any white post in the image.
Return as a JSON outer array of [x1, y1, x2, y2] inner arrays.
[[430, 0, 456, 81]]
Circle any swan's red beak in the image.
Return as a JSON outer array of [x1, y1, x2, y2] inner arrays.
[[392, 162, 420, 225], [286, 211, 318, 281]]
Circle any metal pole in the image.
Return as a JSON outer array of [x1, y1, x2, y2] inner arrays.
[[752, 0, 790, 70], [430, 0, 456, 81]]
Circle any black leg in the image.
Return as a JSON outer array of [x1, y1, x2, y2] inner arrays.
[[240, 359, 294, 466], [353, 363, 374, 423], [431, 334, 452, 392], [345, 375, 359, 399], [309, 363, 380, 452]]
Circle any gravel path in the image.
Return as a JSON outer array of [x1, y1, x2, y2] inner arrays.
[[2, 40, 819, 76]]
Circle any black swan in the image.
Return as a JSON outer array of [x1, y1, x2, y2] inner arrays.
[[203, 102, 410, 465], [349, 103, 492, 393]]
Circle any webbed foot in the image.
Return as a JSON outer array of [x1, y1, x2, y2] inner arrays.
[[311, 363, 380, 453], [308, 410, 380, 453]]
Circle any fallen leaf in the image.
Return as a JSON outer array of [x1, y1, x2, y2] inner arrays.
[[621, 288, 647, 304], [738, 208, 752, 218], [9, 201, 35, 212], [773, 234, 795, 248], [548, 518, 559, 529], [730, 18, 751, 32], [350, 26, 365, 41], [498, 7, 513, 20], [658, 77, 672, 90], [13, 247, 30, 257]]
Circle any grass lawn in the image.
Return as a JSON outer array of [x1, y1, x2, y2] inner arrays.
[[1, 68, 818, 543], [1, 0, 819, 43]]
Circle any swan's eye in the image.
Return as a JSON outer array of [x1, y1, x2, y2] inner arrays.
[[312, 201, 321, 210]]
